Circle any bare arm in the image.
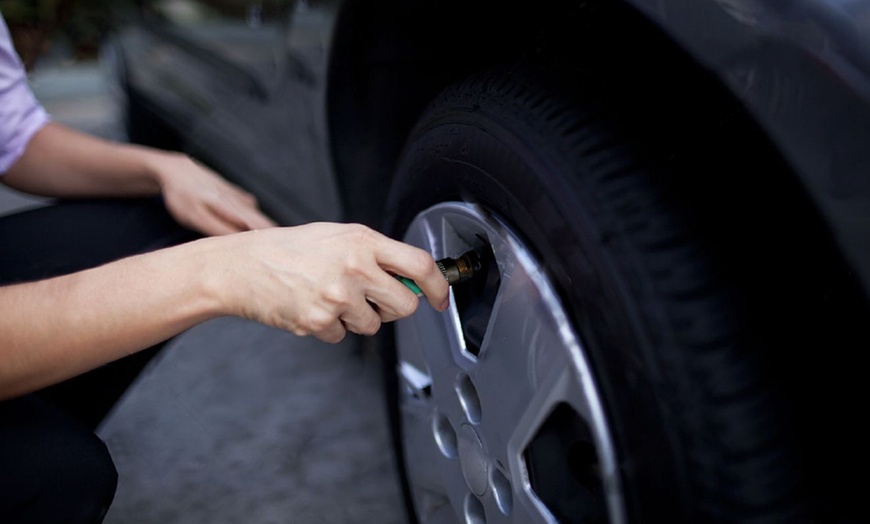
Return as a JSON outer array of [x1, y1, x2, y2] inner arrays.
[[0, 240, 221, 398], [1, 122, 276, 234], [0, 223, 449, 400], [0, 121, 448, 400], [3, 121, 166, 197]]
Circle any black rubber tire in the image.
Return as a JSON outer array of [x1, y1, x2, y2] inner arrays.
[[381, 66, 807, 523]]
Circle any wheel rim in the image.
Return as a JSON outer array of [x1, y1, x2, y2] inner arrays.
[[395, 202, 627, 524]]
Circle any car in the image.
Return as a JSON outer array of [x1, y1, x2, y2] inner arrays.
[[104, 0, 869, 522]]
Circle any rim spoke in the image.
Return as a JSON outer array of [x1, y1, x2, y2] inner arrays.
[[397, 306, 469, 427], [474, 285, 574, 464], [396, 307, 457, 388], [401, 397, 450, 493]]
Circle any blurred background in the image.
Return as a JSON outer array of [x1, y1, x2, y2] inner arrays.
[[3, 0, 127, 70], [0, 0, 127, 213]]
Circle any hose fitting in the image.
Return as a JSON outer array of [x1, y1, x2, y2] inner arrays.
[[396, 248, 484, 296], [436, 249, 482, 285]]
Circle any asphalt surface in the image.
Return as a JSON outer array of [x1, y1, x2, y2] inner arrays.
[[0, 56, 407, 523]]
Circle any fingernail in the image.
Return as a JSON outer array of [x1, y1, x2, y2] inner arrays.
[[439, 298, 449, 311]]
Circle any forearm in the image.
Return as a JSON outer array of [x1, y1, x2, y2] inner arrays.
[[1, 122, 172, 197], [0, 238, 223, 399], [0, 223, 449, 400]]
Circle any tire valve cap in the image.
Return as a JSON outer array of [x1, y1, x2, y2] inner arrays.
[[397, 248, 483, 297]]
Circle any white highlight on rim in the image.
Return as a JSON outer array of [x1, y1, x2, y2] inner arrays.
[[400, 361, 433, 394]]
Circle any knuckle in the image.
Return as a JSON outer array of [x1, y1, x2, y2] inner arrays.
[[348, 223, 376, 243], [323, 284, 352, 308], [342, 253, 366, 277], [321, 326, 346, 344], [283, 314, 313, 337], [289, 324, 310, 338], [361, 315, 381, 336], [303, 310, 334, 333]]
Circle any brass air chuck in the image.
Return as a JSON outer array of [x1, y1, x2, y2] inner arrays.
[[396, 248, 484, 297], [436, 249, 483, 285]]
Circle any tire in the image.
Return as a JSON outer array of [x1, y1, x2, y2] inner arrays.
[[380, 66, 806, 524]]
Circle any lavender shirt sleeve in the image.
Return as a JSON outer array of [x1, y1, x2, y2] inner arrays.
[[0, 12, 49, 174]]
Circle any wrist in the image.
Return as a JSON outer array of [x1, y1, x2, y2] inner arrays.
[[137, 147, 185, 193], [182, 235, 244, 319]]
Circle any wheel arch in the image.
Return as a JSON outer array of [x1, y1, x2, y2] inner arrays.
[[325, 0, 524, 227], [324, 0, 819, 230]]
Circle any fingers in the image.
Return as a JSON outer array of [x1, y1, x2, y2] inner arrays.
[[219, 223, 450, 346], [373, 238, 449, 311], [364, 269, 422, 322], [176, 186, 276, 237], [173, 201, 241, 236], [285, 305, 348, 343], [299, 300, 382, 343], [195, 216, 241, 237], [205, 195, 276, 235], [315, 320, 347, 344], [339, 300, 383, 335], [160, 156, 277, 236], [220, 184, 277, 230]]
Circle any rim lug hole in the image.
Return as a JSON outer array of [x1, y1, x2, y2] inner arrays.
[[456, 373, 482, 424], [491, 467, 513, 515], [463, 493, 486, 524], [432, 413, 458, 458]]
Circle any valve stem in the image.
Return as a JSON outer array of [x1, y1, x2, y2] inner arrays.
[[396, 248, 484, 297]]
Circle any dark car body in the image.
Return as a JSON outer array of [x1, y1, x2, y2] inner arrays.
[[108, 0, 870, 295], [628, 0, 870, 303], [107, 0, 869, 522]]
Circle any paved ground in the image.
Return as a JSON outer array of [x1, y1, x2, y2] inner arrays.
[[0, 47, 407, 524]]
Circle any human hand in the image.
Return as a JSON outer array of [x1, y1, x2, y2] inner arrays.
[[150, 152, 277, 235], [207, 223, 449, 343]]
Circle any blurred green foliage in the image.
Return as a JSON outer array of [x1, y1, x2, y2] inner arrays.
[[1, 0, 133, 69]]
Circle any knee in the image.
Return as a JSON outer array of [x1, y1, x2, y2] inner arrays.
[[1, 419, 118, 524], [49, 432, 119, 523]]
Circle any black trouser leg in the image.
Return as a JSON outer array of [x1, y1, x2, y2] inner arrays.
[[0, 198, 198, 523], [0, 395, 118, 524]]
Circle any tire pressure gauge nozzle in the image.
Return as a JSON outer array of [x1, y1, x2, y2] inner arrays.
[[436, 249, 482, 285], [397, 248, 483, 297]]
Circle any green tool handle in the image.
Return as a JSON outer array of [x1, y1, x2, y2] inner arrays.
[[396, 276, 425, 297]]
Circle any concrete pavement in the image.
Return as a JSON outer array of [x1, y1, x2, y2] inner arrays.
[[101, 318, 404, 524], [0, 55, 407, 523]]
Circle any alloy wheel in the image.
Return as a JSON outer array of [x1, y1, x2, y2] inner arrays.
[[394, 202, 627, 524]]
